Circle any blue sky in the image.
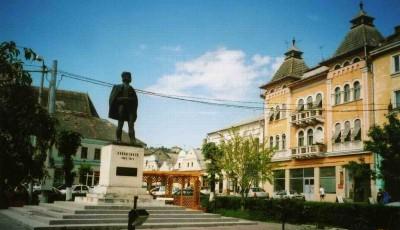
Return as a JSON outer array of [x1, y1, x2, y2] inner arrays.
[[1, 0, 399, 148]]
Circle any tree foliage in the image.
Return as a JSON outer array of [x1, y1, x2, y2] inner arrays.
[[364, 110, 400, 201], [78, 163, 93, 185], [202, 141, 223, 194], [343, 158, 374, 202], [55, 130, 81, 187], [219, 129, 274, 210], [0, 41, 56, 207]]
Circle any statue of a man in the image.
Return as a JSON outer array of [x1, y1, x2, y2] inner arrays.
[[108, 72, 138, 144]]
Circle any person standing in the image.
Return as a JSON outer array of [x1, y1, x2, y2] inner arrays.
[[377, 188, 384, 204], [383, 190, 391, 204], [319, 186, 325, 201]]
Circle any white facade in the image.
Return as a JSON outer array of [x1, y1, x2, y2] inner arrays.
[[173, 149, 205, 171], [144, 155, 159, 171]]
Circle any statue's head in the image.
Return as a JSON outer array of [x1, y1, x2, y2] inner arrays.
[[121, 71, 132, 84]]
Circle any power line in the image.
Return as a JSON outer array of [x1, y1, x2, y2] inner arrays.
[[29, 69, 392, 112]]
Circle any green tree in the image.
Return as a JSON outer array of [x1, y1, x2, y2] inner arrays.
[[0, 41, 56, 208], [365, 110, 400, 201], [55, 130, 81, 201], [78, 163, 93, 185], [343, 158, 374, 202], [219, 129, 274, 210], [202, 141, 223, 202]]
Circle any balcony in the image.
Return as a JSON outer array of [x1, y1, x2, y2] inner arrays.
[[291, 109, 324, 127], [291, 144, 326, 159]]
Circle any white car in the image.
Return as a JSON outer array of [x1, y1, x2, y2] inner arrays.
[[150, 186, 166, 197], [60, 185, 91, 195], [272, 190, 305, 200], [247, 187, 269, 198]]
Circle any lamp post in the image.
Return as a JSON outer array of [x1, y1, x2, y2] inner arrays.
[[36, 56, 47, 106]]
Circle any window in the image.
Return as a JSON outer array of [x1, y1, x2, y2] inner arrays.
[[275, 135, 280, 149], [298, 131, 304, 147], [315, 127, 323, 144], [297, 99, 304, 111], [344, 84, 350, 102], [393, 54, 400, 74], [343, 61, 350, 67], [352, 57, 360, 63], [307, 129, 314, 145], [94, 148, 101, 160], [334, 64, 341, 70], [314, 93, 322, 108], [187, 162, 189, 167], [269, 107, 274, 122], [275, 106, 280, 120], [307, 96, 313, 109], [344, 121, 351, 142], [334, 123, 341, 143], [395, 90, 400, 108], [191, 162, 193, 167], [320, 167, 336, 193], [335, 87, 341, 105], [273, 170, 285, 192], [353, 119, 361, 141], [81, 147, 88, 159], [178, 163, 181, 168], [290, 168, 314, 194], [354, 81, 361, 100], [270, 136, 274, 149], [282, 134, 286, 150]]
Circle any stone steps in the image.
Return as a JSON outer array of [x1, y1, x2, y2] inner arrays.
[[1, 202, 256, 229]]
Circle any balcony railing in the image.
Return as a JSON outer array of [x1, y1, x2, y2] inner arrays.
[[291, 144, 326, 159], [291, 109, 323, 126]]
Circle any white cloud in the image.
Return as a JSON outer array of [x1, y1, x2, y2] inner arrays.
[[139, 44, 147, 50], [161, 45, 182, 52], [147, 47, 283, 100]]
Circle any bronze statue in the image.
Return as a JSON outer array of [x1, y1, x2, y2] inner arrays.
[[109, 72, 138, 144]]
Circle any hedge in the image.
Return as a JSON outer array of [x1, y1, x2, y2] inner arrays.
[[201, 196, 400, 230]]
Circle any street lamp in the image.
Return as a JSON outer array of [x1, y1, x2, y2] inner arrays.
[[36, 55, 47, 106]]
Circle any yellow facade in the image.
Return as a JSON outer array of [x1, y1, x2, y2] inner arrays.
[[261, 7, 400, 202]]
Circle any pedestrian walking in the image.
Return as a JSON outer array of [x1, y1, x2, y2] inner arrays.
[[319, 186, 325, 201]]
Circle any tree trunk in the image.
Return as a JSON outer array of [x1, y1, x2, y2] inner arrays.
[[209, 174, 215, 202], [240, 192, 245, 211], [66, 187, 72, 201], [28, 181, 33, 204]]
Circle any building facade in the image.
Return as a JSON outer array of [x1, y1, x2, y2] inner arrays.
[[261, 5, 399, 202]]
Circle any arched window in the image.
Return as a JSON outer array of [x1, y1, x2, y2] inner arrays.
[[315, 93, 323, 108], [270, 136, 274, 149], [307, 129, 314, 145], [307, 96, 313, 109], [343, 61, 350, 67], [297, 99, 304, 111], [344, 84, 350, 102], [275, 106, 280, 120], [269, 107, 274, 122], [191, 162, 194, 167], [298, 131, 304, 147], [187, 162, 189, 167], [178, 163, 181, 168], [282, 104, 286, 118], [334, 123, 341, 143], [352, 57, 360, 63], [315, 127, 324, 143], [354, 81, 361, 100], [282, 134, 286, 150], [275, 135, 280, 149], [344, 121, 351, 142], [335, 87, 341, 105], [282, 85, 287, 88], [334, 64, 341, 70], [353, 119, 362, 141]]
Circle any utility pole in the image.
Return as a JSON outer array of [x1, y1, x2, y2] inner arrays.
[[36, 56, 47, 106], [48, 60, 57, 115], [42, 60, 57, 197]]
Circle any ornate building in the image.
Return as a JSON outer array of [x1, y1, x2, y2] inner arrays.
[[261, 4, 399, 202]]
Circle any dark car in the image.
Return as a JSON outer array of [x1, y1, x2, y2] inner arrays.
[[173, 188, 194, 196]]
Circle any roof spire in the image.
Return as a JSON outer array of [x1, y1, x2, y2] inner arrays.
[[292, 37, 296, 47], [359, 1, 364, 11]]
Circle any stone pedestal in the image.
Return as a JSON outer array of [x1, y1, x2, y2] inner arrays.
[[75, 144, 154, 204]]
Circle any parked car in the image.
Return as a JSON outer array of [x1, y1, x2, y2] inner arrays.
[[60, 185, 91, 195], [272, 190, 305, 200], [173, 188, 194, 196], [150, 186, 166, 197], [246, 187, 269, 198]]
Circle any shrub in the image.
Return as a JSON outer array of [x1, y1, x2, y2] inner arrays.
[[202, 196, 400, 229]]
